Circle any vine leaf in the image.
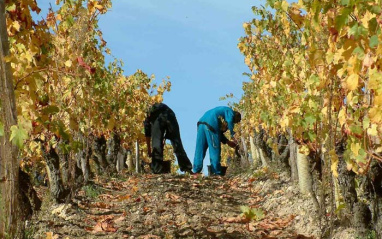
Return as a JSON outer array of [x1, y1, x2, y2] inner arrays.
[[346, 74, 359, 91], [330, 150, 339, 178], [10, 125, 28, 148]]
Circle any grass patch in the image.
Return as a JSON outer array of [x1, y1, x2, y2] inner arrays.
[[24, 226, 36, 239], [82, 184, 102, 199]]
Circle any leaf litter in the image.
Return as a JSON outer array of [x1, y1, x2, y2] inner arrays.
[[29, 173, 317, 239]]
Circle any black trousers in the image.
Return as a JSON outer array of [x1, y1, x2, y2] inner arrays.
[[151, 110, 192, 174]]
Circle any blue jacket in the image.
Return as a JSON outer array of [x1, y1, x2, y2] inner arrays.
[[198, 106, 235, 137]]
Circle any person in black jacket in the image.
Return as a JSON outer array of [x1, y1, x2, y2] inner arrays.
[[144, 103, 193, 174]]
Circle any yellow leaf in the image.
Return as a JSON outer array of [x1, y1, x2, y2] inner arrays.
[[12, 21, 20, 31], [337, 67, 346, 78], [299, 145, 310, 156], [362, 54, 373, 68], [281, 15, 290, 35], [338, 108, 346, 126], [245, 57, 251, 66], [376, 146, 382, 153], [46, 232, 58, 239], [280, 117, 289, 129], [369, 107, 382, 123], [290, 106, 300, 113], [249, 117, 255, 125], [23, 51, 34, 63], [321, 106, 327, 117], [346, 161, 353, 171], [65, 60, 72, 67], [95, 3, 104, 11], [350, 142, 361, 156], [330, 149, 339, 177], [107, 117, 115, 130], [368, 68, 382, 90], [326, 51, 334, 64], [374, 95, 382, 106], [367, 124, 378, 136], [346, 91, 354, 107], [46, 232, 53, 239], [361, 12, 375, 27], [346, 74, 359, 91], [281, 0, 289, 12]]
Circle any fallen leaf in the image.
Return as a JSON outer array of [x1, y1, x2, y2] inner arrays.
[[166, 192, 181, 201], [219, 194, 233, 199], [45, 232, 53, 239], [45, 232, 59, 239], [114, 215, 126, 224], [88, 219, 118, 233], [51, 204, 66, 215], [98, 194, 115, 200], [140, 234, 161, 239], [223, 215, 245, 223], [117, 194, 131, 202], [207, 227, 223, 233], [101, 221, 118, 232], [143, 207, 151, 213], [90, 202, 112, 209]]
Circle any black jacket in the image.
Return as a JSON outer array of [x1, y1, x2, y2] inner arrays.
[[143, 103, 174, 137]]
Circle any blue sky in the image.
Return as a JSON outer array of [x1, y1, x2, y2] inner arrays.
[[36, 0, 263, 173]]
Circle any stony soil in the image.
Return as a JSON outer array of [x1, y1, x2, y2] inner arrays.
[[27, 169, 359, 239]]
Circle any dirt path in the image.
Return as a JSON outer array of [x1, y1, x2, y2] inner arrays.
[[29, 173, 316, 239]]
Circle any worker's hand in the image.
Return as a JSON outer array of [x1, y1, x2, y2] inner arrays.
[[232, 137, 239, 145], [227, 140, 237, 148]]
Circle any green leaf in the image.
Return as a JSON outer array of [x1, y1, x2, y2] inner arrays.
[[240, 206, 255, 219], [340, 0, 349, 6], [352, 46, 365, 59], [9, 125, 28, 148], [308, 74, 319, 86], [368, 18, 378, 35], [368, 68, 382, 90], [304, 114, 316, 125], [335, 8, 351, 30], [363, 117, 370, 129], [355, 148, 367, 163], [350, 125, 362, 135], [266, 0, 276, 8], [240, 206, 265, 221], [0, 122, 4, 136], [42, 105, 60, 115], [335, 203, 346, 214], [370, 5, 382, 14], [308, 131, 317, 141], [54, 120, 70, 141], [349, 23, 368, 39], [369, 35, 379, 48]]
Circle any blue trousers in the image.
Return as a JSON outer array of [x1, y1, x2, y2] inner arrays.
[[193, 124, 222, 175]]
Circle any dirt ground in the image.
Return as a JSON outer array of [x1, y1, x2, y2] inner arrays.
[[27, 168, 361, 239]]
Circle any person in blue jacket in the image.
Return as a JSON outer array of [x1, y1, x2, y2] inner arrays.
[[193, 106, 241, 175]]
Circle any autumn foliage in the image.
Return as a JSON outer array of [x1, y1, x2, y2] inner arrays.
[[239, 0, 382, 178], [2, 0, 168, 168]]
